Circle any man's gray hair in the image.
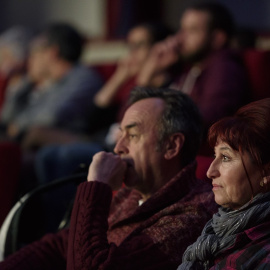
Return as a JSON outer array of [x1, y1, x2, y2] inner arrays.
[[128, 86, 203, 166]]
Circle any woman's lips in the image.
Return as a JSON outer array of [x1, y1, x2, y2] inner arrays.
[[212, 183, 222, 190]]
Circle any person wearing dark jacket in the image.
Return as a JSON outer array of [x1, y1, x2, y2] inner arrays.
[[0, 87, 218, 269]]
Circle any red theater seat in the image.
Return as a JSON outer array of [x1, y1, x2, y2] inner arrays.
[[0, 142, 22, 227], [196, 155, 213, 184], [242, 49, 270, 101]]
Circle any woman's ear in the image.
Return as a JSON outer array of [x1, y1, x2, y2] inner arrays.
[[164, 133, 185, 160], [260, 175, 270, 192], [261, 163, 270, 191], [262, 162, 270, 176]]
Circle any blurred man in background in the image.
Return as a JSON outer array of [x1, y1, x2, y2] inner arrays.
[[137, 2, 250, 154]]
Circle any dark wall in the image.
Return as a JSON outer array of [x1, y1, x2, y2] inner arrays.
[[0, 0, 270, 38], [163, 0, 270, 34], [0, 0, 48, 33], [219, 0, 270, 32]]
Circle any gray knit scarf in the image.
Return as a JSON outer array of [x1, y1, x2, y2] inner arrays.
[[177, 192, 270, 270]]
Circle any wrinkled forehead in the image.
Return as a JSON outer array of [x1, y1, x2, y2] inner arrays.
[[121, 98, 165, 129]]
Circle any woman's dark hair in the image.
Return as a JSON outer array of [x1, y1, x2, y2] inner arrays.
[[208, 98, 270, 173]]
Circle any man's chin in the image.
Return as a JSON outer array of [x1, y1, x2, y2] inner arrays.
[[123, 174, 140, 188], [123, 166, 140, 188], [123, 178, 137, 188], [180, 49, 210, 64]]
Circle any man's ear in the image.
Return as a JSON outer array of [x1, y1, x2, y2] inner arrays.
[[47, 45, 59, 59], [211, 30, 227, 50], [164, 133, 185, 160]]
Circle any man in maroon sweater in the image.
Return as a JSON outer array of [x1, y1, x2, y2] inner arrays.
[[0, 87, 217, 269], [137, 2, 249, 155]]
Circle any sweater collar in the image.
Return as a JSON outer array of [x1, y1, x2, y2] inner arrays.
[[124, 161, 198, 221]]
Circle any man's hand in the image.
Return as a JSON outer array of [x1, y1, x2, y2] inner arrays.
[[87, 151, 127, 190], [136, 35, 181, 86], [114, 54, 139, 81]]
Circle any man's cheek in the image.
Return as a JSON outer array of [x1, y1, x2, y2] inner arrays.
[[123, 165, 139, 188]]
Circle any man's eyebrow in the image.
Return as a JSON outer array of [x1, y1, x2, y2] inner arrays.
[[119, 122, 139, 131]]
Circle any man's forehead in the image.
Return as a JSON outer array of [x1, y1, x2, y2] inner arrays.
[[119, 121, 141, 132], [120, 108, 144, 131], [120, 97, 165, 129], [180, 9, 210, 25], [129, 97, 165, 111]]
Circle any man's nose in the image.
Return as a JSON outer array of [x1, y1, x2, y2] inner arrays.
[[114, 136, 128, 155]]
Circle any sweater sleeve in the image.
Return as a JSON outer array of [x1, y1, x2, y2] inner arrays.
[[67, 181, 177, 270], [0, 228, 68, 270]]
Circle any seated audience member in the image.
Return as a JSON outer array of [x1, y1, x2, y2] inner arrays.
[[177, 98, 270, 269], [35, 141, 103, 184], [0, 22, 104, 148], [137, 2, 250, 149], [94, 22, 172, 119], [0, 26, 33, 111], [33, 22, 172, 186], [31, 23, 171, 234], [0, 33, 52, 132], [0, 87, 218, 269]]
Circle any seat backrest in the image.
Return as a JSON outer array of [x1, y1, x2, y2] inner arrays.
[[93, 63, 117, 81], [195, 155, 213, 184], [242, 49, 270, 101], [0, 73, 8, 111], [0, 142, 21, 227], [0, 172, 86, 261]]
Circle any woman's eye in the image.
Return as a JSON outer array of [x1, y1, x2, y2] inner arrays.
[[222, 154, 230, 162]]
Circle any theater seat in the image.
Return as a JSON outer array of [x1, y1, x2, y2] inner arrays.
[[0, 142, 22, 227], [195, 155, 213, 184], [93, 63, 117, 81], [0, 73, 9, 112], [0, 172, 86, 260], [242, 49, 270, 101]]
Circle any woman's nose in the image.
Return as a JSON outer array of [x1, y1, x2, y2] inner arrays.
[[206, 160, 219, 179]]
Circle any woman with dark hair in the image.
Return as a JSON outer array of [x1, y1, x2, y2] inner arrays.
[[177, 98, 270, 269]]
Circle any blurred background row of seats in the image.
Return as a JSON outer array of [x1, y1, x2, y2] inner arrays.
[[1, 0, 270, 239]]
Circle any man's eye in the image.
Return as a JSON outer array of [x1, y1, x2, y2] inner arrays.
[[129, 134, 137, 139]]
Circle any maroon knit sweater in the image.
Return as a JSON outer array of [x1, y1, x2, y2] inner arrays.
[[0, 162, 217, 270]]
